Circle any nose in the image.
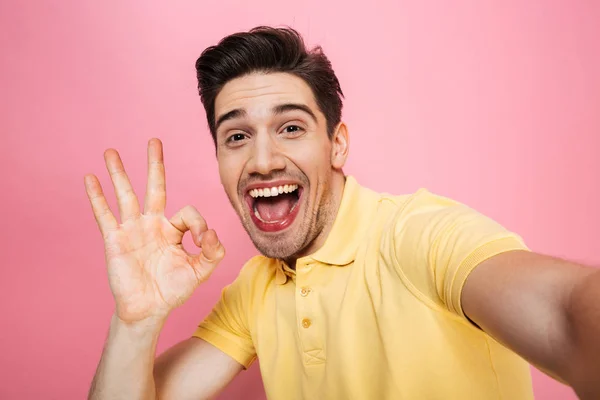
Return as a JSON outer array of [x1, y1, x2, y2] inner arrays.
[[246, 132, 286, 175]]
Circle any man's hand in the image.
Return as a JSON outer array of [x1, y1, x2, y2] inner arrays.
[[84, 138, 225, 324]]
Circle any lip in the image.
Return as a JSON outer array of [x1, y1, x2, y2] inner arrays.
[[243, 180, 304, 233]]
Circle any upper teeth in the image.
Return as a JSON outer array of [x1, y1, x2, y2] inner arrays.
[[249, 184, 299, 198]]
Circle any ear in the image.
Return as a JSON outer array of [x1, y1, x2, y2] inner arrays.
[[331, 122, 349, 169]]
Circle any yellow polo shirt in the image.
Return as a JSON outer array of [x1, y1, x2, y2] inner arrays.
[[193, 176, 534, 399]]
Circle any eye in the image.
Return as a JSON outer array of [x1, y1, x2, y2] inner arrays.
[[281, 125, 304, 135], [227, 133, 247, 143]]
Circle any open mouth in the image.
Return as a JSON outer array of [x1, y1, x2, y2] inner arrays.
[[245, 183, 303, 232]]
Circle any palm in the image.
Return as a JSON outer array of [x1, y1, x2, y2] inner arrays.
[[104, 216, 197, 320], [85, 139, 224, 323]]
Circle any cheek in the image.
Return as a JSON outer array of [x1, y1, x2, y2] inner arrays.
[[217, 156, 242, 195], [285, 137, 332, 170]]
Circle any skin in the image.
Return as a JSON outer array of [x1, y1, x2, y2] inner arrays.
[[462, 251, 600, 399], [85, 71, 600, 399], [214, 72, 349, 264]]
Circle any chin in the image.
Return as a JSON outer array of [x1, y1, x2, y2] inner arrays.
[[249, 230, 304, 259]]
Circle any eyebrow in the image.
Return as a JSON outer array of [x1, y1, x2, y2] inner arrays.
[[273, 103, 317, 123], [215, 103, 318, 132], [215, 108, 247, 132]]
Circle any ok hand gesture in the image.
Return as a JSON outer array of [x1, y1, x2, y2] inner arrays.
[[84, 139, 225, 324]]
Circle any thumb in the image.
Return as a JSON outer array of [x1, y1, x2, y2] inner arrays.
[[190, 229, 225, 283]]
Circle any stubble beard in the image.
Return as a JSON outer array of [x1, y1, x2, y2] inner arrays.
[[243, 205, 320, 260], [238, 189, 334, 260]]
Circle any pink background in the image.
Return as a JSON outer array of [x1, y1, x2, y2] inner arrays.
[[1, 1, 599, 399]]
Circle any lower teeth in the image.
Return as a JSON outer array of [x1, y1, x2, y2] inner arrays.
[[254, 208, 267, 223]]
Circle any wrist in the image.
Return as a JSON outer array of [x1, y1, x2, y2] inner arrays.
[[111, 312, 167, 340]]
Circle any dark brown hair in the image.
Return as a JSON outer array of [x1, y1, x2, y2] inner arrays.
[[195, 26, 344, 144]]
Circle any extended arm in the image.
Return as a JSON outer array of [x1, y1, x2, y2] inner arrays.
[[462, 250, 600, 398]]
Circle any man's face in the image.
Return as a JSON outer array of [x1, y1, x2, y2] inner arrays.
[[214, 72, 346, 260]]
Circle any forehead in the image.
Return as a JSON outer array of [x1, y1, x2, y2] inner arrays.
[[214, 72, 319, 119]]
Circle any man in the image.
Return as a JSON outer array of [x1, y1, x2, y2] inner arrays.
[[85, 27, 599, 399]]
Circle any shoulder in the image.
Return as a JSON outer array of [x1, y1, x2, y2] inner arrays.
[[239, 254, 277, 273], [380, 188, 482, 226], [376, 188, 506, 250], [369, 188, 462, 232], [232, 255, 280, 289], [381, 188, 461, 214], [347, 178, 460, 227]]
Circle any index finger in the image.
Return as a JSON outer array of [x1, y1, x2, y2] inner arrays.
[[144, 138, 166, 214], [84, 174, 119, 237]]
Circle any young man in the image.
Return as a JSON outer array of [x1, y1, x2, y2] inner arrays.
[[86, 27, 600, 399]]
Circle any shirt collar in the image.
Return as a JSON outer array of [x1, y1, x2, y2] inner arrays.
[[275, 175, 380, 284]]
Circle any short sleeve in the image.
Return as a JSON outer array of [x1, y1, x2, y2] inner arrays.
[[392, 190, 529, 319], [192, 262, 257, 369]]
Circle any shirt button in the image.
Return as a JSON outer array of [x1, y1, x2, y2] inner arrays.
[[301, 318, 311, 328], [300, 287, 311, 297]]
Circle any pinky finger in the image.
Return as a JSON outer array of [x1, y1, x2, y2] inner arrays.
[[84, 174, 119, 237]]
